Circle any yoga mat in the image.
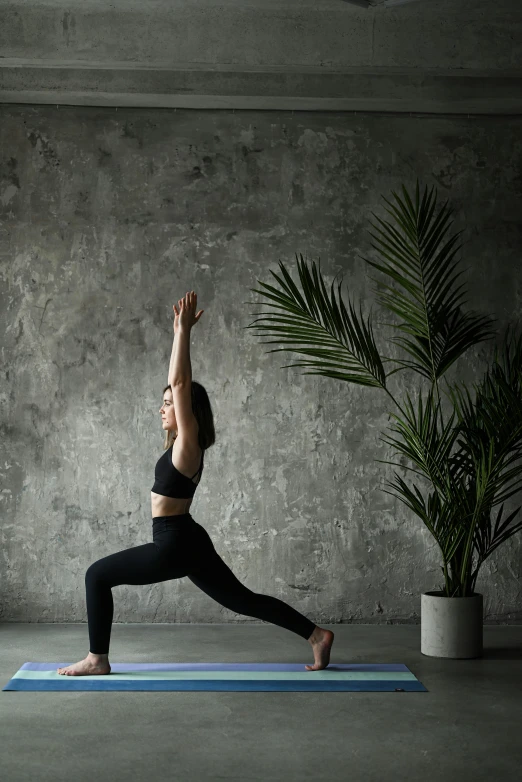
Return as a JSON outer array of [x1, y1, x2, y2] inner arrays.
[[3, 663, 427, 692]]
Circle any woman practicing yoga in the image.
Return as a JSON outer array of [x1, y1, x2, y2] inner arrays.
[[57, 291, 334, 676]]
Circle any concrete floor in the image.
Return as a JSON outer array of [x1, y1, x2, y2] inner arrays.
[[1, 623, 521, 782]]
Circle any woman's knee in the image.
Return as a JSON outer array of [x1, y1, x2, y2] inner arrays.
[[85, 558, 110, 584]]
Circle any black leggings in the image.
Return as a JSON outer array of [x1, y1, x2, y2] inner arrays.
[[85, 514, 316, 654]]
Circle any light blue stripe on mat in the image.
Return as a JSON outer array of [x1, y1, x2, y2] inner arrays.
[[3, 663, 427, 691]]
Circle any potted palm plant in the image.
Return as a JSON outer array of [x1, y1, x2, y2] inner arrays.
[[243, 180, 522, 659]]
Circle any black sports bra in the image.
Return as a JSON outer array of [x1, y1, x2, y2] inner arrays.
[[151, 445, 204, 499]]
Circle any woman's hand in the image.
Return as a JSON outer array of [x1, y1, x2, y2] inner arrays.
[[173, 291, 204, 334]]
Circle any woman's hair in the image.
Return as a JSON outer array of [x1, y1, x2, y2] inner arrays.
[[162, 379, 216, 452]]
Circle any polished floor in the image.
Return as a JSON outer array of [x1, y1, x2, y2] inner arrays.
[[1, 623, 520, 782]]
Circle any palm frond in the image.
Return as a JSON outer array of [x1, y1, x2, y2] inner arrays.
[[378, 385, 459, 494], [243, 253, 387, 388], [380, 472, 469, 564], [359, 180, 497, 381]]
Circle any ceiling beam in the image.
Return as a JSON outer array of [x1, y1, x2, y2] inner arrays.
[[1, 1, 519, 115], [1, 61, 520, 115]]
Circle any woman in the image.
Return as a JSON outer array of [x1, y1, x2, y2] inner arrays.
[[57, 291, 334, 676]]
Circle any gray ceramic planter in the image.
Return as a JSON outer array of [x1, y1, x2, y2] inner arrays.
[[421, 591, 483, 659]]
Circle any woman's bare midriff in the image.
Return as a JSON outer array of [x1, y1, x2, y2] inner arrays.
[[151, 440, 203, 518]]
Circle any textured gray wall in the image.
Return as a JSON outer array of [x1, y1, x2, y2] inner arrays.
[[1, 105, 521, 627]]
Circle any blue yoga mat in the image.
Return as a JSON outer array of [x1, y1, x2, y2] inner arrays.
[[2, 662, 427, 691]]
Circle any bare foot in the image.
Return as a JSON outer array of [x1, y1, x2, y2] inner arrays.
[[305, 627, 334, 671], [57, 656, 111, 676]]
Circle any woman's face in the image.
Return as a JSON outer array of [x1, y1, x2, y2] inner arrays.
[[159, 390, 176, 433]]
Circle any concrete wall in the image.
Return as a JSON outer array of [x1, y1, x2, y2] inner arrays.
[[1, 0, 521, 628]]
